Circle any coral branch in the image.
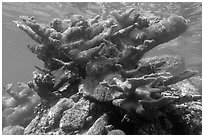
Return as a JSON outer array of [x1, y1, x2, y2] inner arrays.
[[139, 96, 179, 110], [116, 59, 166, 78], [71, 43, 104, 63], [50, 18, 63, 32], [89, 15, 101, 25], [13, 21, 42, 44], [130, 15, 188, 46], [61, 26, 84, 44], [111, 8, 136, 29], [35, 66, 52, 75], [20, 16, 62, 44], [163, 69, 198, 86], [52, 58, 74, 70], [113, 23, 138, 37], [83, 25, 117, 50]]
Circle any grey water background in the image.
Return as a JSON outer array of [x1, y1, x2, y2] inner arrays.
[[2, 2, 202, 86]]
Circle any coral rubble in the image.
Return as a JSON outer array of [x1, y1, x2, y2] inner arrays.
[[3, 7, 201, 135]]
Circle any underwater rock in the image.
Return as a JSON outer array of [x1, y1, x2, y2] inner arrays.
[[85, 114, 108, 135], [59, 98, 90, 132], [10, 6, 201, 135], [188, 76, 202, 95], [107, 129, 126, 135], [24, 98, 74, 134], [44, 98, 74, 129], [24, 114, 46, 135]]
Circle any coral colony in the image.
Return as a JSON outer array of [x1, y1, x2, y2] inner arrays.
[[3, 8, 202, 135]]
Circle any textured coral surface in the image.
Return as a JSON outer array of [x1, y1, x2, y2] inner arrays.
[[2, 7, 201, 135]]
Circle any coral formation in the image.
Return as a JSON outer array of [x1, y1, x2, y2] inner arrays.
[[2, 125, 25, 135], [2, 83, 40, 128], [3, 7, 201, 135]]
